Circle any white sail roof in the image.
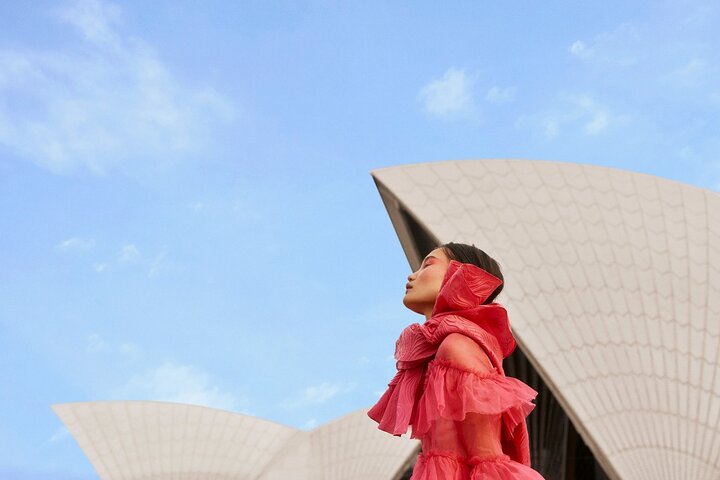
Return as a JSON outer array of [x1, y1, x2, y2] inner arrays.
[[370, 159, 720, 480], [52, 401, 418, 480]]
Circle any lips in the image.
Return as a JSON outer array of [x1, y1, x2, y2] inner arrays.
[[405, 283, 412, 290]]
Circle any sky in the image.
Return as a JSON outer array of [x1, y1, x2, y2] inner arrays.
[[1, 0, 719, 477]]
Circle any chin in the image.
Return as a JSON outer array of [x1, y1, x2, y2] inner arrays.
[[402, 295, 414, 311], [402, 296, 425, 316]]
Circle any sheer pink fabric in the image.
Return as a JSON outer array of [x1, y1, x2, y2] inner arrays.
[[410, 336, 544, 479], [368, 260, 545, 479]]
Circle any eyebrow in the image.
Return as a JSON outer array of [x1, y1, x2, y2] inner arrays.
[[421, 255, 438, 264]]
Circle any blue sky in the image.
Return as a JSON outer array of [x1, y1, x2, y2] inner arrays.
[[1, 0, 718, 477]]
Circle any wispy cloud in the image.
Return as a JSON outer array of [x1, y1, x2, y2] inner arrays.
[[85, 333, 108, 353], [485, 86, 516, 104], [282, 381, 356, 408], [55, 238, 175, 276], [114, 361, 245, 412], [85, 333, 140, 360], [0, 0, 234, 175], [54, 237, 95, 251], [568, 40, 592, 60], [518, 93, 630, 139], [96, 243, 179, 277], [117, 342, 140, 358], [303, 418, 318, 430], [148, 250, 175, 278], [49, 426, 70, 443], [93, 262, 108, 273], [117, 243, 140, 263], [663, 57, 716, 88], [568, 24, 638, 66], [573, 94, 619, 135], [418, 68, 477, 120]]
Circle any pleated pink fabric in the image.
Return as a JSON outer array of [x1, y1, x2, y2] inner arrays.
[[368, 260, 545, 479]]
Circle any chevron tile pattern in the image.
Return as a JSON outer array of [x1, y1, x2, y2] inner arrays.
[[371, 159, 720, 480], [53, 402, 418, 479]]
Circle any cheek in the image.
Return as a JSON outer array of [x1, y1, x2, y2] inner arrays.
[[418, 272, 444, 297], [427, 270, 446, 290]]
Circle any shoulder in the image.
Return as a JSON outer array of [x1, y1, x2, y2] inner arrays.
[[436, 333, 495, 373]]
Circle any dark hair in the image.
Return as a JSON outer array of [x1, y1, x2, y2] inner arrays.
[[440, 242, 504, 304]]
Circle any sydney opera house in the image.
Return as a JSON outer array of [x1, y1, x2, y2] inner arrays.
[[54, 159, 720, 479], [52, 402, 419, 479]]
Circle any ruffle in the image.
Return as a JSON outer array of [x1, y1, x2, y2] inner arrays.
[[411, 451, 468, 480], [411, 452, 545, 480], [469, 454, 546, 480], [413, 358, 538, 438]]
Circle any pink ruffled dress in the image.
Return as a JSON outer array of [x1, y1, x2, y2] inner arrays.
[[368, 260, 545, 480]]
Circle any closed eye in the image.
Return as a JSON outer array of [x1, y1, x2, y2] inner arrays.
[[420, 254, 439, 269]]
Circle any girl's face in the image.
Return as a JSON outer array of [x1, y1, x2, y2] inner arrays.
[[403, 247, 451, 319]]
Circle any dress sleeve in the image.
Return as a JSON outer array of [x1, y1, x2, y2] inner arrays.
[[411, 334, 544, 479], [414, 333, 537, 438]]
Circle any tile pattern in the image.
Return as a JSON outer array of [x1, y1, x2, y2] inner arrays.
[[53, 402, 418, 480], [310, 408, 419, 480], [371, 159, 720, 480]]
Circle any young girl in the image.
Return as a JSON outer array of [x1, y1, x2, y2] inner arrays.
[[369, 242, 545, 479]]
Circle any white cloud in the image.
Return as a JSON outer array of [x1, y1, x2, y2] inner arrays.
[[118, 342, 140, 359], [283, 381, 356, 408], [418, 68, 476, 120], [485, 86, 516, 104], [568, 25, 638, 66], [86, 333, 108, 353], [679, 146, 695, 159], [519, 93, 629, 139], [55, 237, 95, 251], [664, 57, 715, 87], [49, 426, 70, 443], [111, 243, 179, 277], [572, 95, 613, 135], [539, 117, 560, 139], [148, 250, 173, 278], [300, 382, 345, 404], [569, 40, 591, 59], [303, 418, 318, 430], [85, 334, 140, 360], [118, 243, 140, 262], [0, 0, 234, 175], [56, 0, 123, 46], [114, 361, 244, 412], [93, 262, 108, 273]]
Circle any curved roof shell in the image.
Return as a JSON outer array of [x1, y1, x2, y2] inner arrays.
[[370, 159, 720, 480], [52, 401, 418, 480]]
